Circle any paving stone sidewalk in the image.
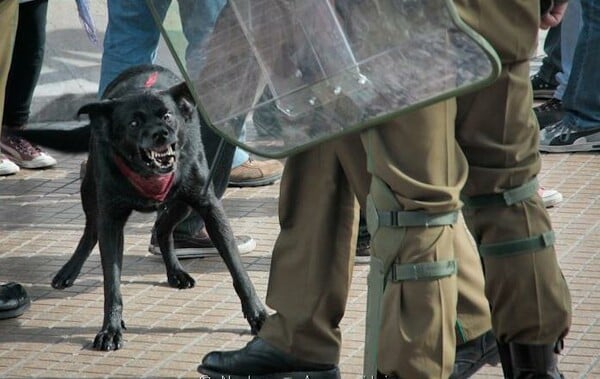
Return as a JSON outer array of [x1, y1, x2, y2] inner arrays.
[[1, 2, 598, 378]]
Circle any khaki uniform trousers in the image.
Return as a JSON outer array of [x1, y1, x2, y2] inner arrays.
[[258, 0, 572, 378], [0, 0, 19, 122]]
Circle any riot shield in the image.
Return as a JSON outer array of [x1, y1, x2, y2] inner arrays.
[[147, 0, 500, 159]]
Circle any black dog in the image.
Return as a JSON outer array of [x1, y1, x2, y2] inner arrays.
[[16, 65, 267, 350]]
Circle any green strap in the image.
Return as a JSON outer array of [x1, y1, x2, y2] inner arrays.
[[377, 210, 459, 228], [389, 260, 457, 282], [479, 231, 555, 257], [455, 320, 468, 344], [462, 178, 539, 208], [364, 256, 388, 378]]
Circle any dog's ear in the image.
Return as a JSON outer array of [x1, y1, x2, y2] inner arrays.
[[77, 99, 119, 119], [77, 99, 119, 142], [166, 82, 196, 122]]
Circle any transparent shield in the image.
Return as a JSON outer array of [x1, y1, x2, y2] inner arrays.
[[148, 0, 500, 158]]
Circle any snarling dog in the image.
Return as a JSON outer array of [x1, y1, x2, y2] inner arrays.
[[16, 65, 267, 350]]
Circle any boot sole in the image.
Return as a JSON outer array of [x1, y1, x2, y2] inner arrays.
[[197, 366, 341, 379], [533, 89, 556, 100], [0, 300, 30, 320]]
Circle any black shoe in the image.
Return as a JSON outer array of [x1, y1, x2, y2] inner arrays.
[[355, 229, 371, 264], [355, 215, 371, 263], [0, 282, 31, 320], [534, 98, 564, 129], [531, 73, 558, 100], [450, 330, 500, 379], [510, 341, 565, 379], [355, 234, 371, 263], [198, 337, 340, 379]]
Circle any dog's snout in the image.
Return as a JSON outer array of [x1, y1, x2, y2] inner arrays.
[[152, 129, 169, 144]]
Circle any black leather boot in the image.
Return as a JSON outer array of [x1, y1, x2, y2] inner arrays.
[[450, 330, 500, 378], [509, 341, 564, 379], [198, 337, 340, 379], [0, 282, 30, 320], [497, 340, 514, 379]]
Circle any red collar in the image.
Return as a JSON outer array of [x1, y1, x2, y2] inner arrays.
[[113, 155, 174, 202]]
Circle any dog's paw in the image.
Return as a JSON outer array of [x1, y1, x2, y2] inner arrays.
[[51, 265, 79, 289], [93, 325, 124, 351], [244, 301, 268, 335], [167, 270, 196, 289]]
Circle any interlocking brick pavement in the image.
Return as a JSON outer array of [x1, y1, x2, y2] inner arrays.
[[1, 1, 598, 378]]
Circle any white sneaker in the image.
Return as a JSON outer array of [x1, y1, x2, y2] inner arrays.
[[0, 154, 19, 176], [0, 134, 57, 169], [149, 230, 257, 259], [539, 187, 563, 208]]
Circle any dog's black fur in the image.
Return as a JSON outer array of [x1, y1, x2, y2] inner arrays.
[[16, 65, 267, 350]]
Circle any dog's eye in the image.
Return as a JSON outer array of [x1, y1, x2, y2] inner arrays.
[[162, 112, 173, 123], [129, 120, 139, 128]]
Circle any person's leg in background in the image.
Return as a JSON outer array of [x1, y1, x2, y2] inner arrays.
[[530, 23, 561, 100], [534, 0, 582, 129], [0, 0, 19, 176], [455, 0, 572, 377], [98, 0, 170, 96], [0, 0, 32, 319], [540, 0, 600, 153], [228, 147, 283, 188], [176, 0, 283, 189], [100, 0, 254, 258], [531, 1, 583, 209], [533, 0, 582, 210], [1, 0, 56, 170]]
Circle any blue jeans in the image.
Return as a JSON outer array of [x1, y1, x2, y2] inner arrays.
[[562, 0, 600, 128], [100, 0, 225, 95], [100, 0, 237, 237], [100, 0, 250, 169], [554, 0, 582, 100]]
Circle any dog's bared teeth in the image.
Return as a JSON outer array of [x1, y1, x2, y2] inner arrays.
[[143, 149, 154, 160]]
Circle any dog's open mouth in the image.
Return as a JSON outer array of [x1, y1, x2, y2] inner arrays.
[[140, 144, 176, 171]]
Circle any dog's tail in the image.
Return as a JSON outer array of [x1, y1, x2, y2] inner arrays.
[[10, 123, 91, 153]]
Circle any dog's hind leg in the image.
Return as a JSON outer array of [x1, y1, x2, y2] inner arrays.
[[199, 199, 268, 334], [52, 224, 97, 289], [154, 200, 196, 289], [52, 171, 99, 289]]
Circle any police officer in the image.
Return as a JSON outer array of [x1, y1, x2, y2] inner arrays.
[[197, 0, 572, 378]]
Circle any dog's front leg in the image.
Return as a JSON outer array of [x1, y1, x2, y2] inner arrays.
[[200, 200, 268, 334], [154, 200, 195, 289], [93, 209, 131, 351]]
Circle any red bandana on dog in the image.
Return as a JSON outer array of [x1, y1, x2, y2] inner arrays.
[[113, 155, 174, 202], [144, 71, 159, 88]]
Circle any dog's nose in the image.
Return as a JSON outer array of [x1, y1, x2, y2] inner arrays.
[[152, 129, 169, 145]]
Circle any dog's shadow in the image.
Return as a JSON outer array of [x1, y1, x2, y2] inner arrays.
[[0, 319, 251, 349], [0, 253, 265, 348], [0, 252, 270, 286]]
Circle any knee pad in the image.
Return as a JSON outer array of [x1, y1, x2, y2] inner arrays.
[[363, 177, 459, 376], [461, 177, 555, 258]]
